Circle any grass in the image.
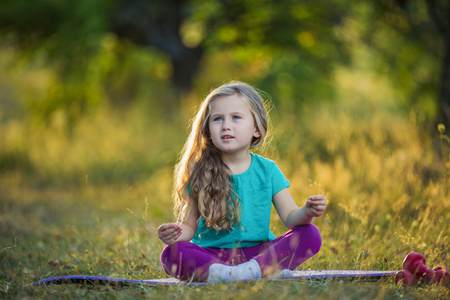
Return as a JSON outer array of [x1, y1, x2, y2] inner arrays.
[[0, 64, 449, 298]]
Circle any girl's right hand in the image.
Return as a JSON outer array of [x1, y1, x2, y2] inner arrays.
[[158, 223, 182, 245], [305, 194, 327, 218]]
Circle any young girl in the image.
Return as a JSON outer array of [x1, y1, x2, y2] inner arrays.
[[158, 81, 326, 283]]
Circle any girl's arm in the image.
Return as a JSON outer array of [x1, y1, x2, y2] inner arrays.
[[273, 188, 326, 229], [158, 202, 200, 245]]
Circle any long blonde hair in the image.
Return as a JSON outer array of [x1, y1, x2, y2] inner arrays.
[[173, 81, 269, 232]]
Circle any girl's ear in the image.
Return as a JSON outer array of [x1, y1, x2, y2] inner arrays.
[[253, 128, 261, 138]]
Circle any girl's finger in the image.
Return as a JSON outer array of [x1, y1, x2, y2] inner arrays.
[[309, 197, 323, 203], [167, 230, 180, 239]]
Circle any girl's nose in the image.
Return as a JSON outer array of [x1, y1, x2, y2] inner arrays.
[[222, 119, 231, 131]]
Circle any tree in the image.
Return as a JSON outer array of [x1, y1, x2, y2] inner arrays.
[[422, 0, 450, 127], [111, 0, 348, 97], [112, 0, 203, 92], [374, 0, 450, 127], [1, 0, 448, 127], [0, 0, 348, 114]]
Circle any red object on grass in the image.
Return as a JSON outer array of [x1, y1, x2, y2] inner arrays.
[[431, 266, 450, 286], [402, 252, 435, 282], [395, 269, 415, 286], [398, 253, 449, 286]]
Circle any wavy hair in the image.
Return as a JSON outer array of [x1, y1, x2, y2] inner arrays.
[[173, 81, 269, 232]]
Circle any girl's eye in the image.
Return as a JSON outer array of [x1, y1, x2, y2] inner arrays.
[[213, 117, 222, 121], [232, 116, 241, 120]]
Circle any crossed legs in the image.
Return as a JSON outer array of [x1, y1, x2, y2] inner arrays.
[[160, 224, 322, 282]]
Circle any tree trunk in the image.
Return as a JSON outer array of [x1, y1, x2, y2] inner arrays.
[[437, 11, 450, 128], [112, 0, 202, 92]]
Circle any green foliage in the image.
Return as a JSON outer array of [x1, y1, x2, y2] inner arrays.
[[0, 0, 112, 59], [365, 1, 443, 118], [1, 0, 350, 123], [0, 0, 445, 125], [0, 0, 113, 122]]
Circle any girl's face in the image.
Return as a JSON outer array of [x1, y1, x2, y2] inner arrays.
[[208, 94, 261, 156]]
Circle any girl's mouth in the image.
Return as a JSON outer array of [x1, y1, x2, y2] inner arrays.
[[221, 135, 234, 140]]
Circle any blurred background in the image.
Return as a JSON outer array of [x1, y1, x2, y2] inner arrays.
[[0, 0, 449, 279], [0, 0, 448, 185]]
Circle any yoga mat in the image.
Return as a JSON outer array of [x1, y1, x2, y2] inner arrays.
[[30, 270, 396, 286]]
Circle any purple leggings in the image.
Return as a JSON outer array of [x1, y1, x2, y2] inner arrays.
[[160, 224, 322, 281]]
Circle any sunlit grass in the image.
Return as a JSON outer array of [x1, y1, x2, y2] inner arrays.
[[0, 64, 449, 299]]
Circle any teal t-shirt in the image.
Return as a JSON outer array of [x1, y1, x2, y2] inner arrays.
[[191, 153, 290, 249]]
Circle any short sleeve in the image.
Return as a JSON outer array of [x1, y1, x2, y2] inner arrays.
[[270, 162, 290, 196]]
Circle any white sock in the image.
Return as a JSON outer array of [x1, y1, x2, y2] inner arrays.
[[268, 269, 295, 279], [207, 259, 261, 284]]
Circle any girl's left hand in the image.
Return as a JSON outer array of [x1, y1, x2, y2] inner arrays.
[[305, 195, 327, 218]]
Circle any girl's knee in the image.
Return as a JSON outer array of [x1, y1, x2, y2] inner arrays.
[[292, 224, 321, 238], [160, 242, 190, 278], [291, 224, 322, 253], [161, 241, 190, 261], [160, 242, 209, 281]]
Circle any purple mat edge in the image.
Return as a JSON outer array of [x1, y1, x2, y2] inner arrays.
[[30, 275, 201, 286], [29, 270, 397, 286]]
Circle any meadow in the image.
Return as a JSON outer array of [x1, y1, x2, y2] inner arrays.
[[0, 57, 449, 299]]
